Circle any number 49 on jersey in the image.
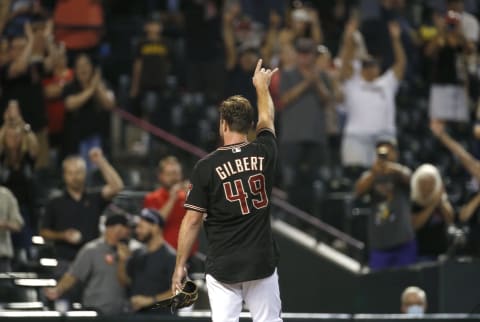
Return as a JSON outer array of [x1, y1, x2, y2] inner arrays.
[[223, 174, 268, 215]]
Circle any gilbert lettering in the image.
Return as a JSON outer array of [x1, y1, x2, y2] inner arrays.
[[215, 156, 265, 180]]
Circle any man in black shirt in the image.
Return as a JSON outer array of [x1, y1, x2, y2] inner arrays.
[[62, 54, 115, 161], [40, 148, 123, 272], [129, 15, 172, 130], [172, 60, 282, 322], [117, 208, 176, 312]]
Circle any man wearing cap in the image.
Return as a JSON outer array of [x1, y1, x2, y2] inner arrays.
[[117, 208, 176, 312], [44, 214, 130, 314], [339, 18, 406, 169], [278, 37, 332, 211], [355, 140, 416, 270]]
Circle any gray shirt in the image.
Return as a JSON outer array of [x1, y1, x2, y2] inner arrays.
[[0, 187, 24, 258], [368, 174, 415, 250], [279, 68, 326, 144], [68, 238, 128, 314]]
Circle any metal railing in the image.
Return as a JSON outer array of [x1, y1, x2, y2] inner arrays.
[[112, 107, 365, 255]]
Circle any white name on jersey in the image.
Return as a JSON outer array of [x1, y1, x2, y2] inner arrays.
[[215, 156, 265, 180]]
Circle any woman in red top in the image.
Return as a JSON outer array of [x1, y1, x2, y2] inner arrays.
[[42, 44, 73, 157]]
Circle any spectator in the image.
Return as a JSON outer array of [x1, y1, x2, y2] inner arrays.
[[223, 0, 264, 53], [0, 101, 38, 261], [223, 5, 260, 121], [355, 139, 416, 270], [446, 0, 479, 49], [234, 0, 285, 29], [117, 208, 176, 312], [360, 0, 418, 79], [0, 22, 53, 169], [0, 185, 24, 272], [339, 19, 406, 169], [279, 38, 332, 212], [262, 4, 322, 71], [62, 54, 115, 162], [315, 0, 354, 56], [143, 156, 198, 254], [42, 43, 73, 162], [431, 122, 480, 256], [279, 5, 322, 49], [411, 164, 454, 260], [129, 15, 172, 129], [53, 0, 104, 61], [44, 214, 131, 314], [400, 286, 427, 315], [40, 148, 123, 279], [259, 10, 283, 68], [181, 0, 225, 103], [2, 0, 48, 37], [316, 45, 343, 167], [425, 10, 470, 125]]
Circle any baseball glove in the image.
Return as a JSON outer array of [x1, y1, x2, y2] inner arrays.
[[143, 280, 199, 313]]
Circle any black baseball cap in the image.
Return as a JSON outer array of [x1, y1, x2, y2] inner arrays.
[[105, 214, 129, 227], [140, 208, 165, 228]]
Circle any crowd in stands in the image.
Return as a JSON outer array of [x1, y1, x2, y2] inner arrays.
[[1, 0, 480, 314]]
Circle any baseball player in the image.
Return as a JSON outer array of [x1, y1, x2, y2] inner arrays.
[[171, 59, 282, 322]]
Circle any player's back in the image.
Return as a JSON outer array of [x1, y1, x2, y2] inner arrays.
[[185, 129, 278, 283]]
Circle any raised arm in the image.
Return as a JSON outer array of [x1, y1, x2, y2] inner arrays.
[[0, 0, 11, 36], [223, 6, 238, 71], [129, 58, 142, 98], [460, 193, 480, 223], [116, 243, 132, 286], [89, 148, 124, 200], [8, 22, 34, 78], [252, 59, 278, 133], [388, 21, 406, 80], [338, 19, 357, 81], [431, 122, 480, 182], [261, 11, 282, 66], [308, 8, 323, 45]]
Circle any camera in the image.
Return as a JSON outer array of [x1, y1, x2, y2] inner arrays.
[[445, 10, 461, 30], [377, 146, 389, 160]]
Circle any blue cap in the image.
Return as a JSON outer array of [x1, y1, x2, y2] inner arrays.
[[140, 208, 165, 227]]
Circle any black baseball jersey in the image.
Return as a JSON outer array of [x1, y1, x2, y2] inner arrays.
[[185, 128, 279, 283]]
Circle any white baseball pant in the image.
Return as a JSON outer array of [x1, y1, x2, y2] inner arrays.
[[206, 269, 282, 322]]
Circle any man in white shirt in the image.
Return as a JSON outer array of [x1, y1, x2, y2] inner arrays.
[[339, 19, 406, 168]]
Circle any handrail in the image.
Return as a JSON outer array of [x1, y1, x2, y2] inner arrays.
[[272, 196, 364, 250], [113, 108, 364, 251]]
